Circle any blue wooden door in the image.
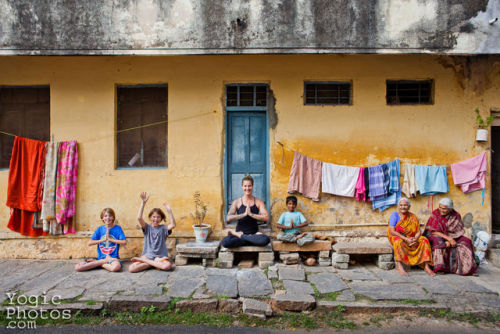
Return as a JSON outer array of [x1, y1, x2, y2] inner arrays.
[[226, 111, 267, 213]]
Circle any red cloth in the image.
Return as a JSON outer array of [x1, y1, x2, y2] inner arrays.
[[6, 137, 47, 237], [287, 152, 322, 201]]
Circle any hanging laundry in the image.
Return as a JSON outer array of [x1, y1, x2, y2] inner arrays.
[[288, 152, 322, 201], [368, 165, 388, 201], [41, 142, 62, 235], [322, 163, 360, 197], [55, 141, 78, 234], [450, 152, 487, 194], [355, 167, 369, 202], [414, 165, 449, 195], [372, 159, 401, 211], [402, 163, 418, 198], [363, 167, 370, 199], [6, 137, 48, 237]]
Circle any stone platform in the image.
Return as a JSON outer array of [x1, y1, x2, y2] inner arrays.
[[175, 241, 220, 267], [219, 244, 274, 269], [332, 241, 394, 270]]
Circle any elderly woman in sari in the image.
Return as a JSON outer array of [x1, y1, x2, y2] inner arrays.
[[388, 198, 434, 277], [424, 198, 478, 276]]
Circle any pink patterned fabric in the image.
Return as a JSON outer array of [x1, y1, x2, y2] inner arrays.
[[450, 152, 487, 193], [355, 167, 367, 202], [55, 141, 78, 234]]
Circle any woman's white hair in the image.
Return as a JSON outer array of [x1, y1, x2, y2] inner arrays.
[[398, 197, 411, 206], [439, 198, 454, 209]]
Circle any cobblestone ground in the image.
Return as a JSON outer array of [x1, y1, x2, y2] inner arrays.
[[0, 259, 499, 318]]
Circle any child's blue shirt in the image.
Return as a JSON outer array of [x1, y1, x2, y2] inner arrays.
[[91, 224, 126, 259], [277, 211, 307, 234]]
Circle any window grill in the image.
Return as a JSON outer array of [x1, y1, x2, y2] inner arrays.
[[0, 86, 50, 169], [304, 82, 352, 105], [226, 85, 267, 107], [116, 85, 168, 168], [386, 80, 433, 105]]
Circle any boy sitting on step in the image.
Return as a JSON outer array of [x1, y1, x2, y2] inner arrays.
[[276, 196, 314, 246]]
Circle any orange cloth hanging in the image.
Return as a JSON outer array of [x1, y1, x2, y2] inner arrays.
[[6, 137, 47, 237]]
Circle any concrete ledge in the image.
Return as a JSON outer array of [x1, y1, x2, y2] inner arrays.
[[272, 240, 332, 252], [332, 241, 392, 254], [108, 295, 170, 311]]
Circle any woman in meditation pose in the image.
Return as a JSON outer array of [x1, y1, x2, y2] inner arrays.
[[388, 197, 434, 277], [221, 175, 270, 248], [424, 198, 477, 276]]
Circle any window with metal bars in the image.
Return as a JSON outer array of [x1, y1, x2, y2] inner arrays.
[[386, 80, 433, 105], [226, 85, 267, 107], [0, 86, 50, 169], [116, 85, 168, 168], [304, 82, 352, 105]]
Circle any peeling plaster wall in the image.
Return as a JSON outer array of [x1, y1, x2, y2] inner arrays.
[[0, 54, 499, 259], [0, 0, 498, 55]]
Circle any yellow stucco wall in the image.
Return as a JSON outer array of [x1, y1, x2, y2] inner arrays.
[[0, 55, 499, 259]]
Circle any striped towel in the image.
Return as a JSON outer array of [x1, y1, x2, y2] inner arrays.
[[372, 159, 401, 211], [368, 165, 387, 201]]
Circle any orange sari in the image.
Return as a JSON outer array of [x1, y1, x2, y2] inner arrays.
[[387, 212, 433, 266]]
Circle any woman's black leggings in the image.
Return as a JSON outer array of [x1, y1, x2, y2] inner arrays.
[[221, 233, 270, 248]]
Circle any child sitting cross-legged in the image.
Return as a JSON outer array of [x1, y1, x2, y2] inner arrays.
[[128, 192, 176, 273], [276, 196, 314, 246]]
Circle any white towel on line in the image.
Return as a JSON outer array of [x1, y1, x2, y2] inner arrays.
[[321, 163, 360, 197]]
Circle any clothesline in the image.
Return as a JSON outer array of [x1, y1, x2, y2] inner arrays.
[[0, 110, 217, 140], [275, 140, 485, 168]]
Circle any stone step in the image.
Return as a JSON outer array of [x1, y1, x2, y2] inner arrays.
[[220, 244, 273, 252], [272, 240, 332, 252], [332, 241, 392, 254]]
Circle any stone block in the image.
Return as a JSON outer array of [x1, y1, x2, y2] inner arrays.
[[175, 299, 218, 312], [109, 295, 170, 312], [203, 258, 216, 267], [258, 252, 275, 261], [378, 254, 394, 262], [318, 259, 331, 267], [319, 250, 330, 258], [271, 293, 315, 311], [272, 240, 332, 252], [242, 298, 273, 317], [238, 260, 255, 268], [218, 298, 240, 313], [332, 241, 392, 254], [489, 248, 500, 268], [377, 261, 395, 270], [176, 241, 220, 255], [332, 253, 350, 263], [267, 266, 278, 280], [218, 261, 233, 269], [218, 251, 234, 262], [258, 260, 274, 269], [174, 256, 188, 266], [333, 262, 349, 270], [278, 267, 305, 281]]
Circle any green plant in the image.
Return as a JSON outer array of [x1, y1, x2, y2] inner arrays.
[[475, 108, 495, 129], [190, 191, 208, 226]]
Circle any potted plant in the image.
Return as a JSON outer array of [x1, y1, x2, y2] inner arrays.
[[475, 108, 495, 142], [191, 191, 210, 243]]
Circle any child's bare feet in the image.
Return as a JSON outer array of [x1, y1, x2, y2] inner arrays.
[[131, 257, 143, 263], [296, 233, 306, 239], [395, 262, 409, 276]]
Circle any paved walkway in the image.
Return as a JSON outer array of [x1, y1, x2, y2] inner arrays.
[[0, 259, 499, 317]]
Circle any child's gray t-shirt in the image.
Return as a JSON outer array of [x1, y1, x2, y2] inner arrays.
[[141, 224, 169, 259]]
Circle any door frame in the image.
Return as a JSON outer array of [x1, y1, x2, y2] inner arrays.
[[223, 83, 270, 226]]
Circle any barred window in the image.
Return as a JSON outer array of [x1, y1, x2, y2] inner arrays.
[[386, 80, 433, 105], [0, 86, 50, 169], [226, 85, 267, 107], [116, 85, 168, 168], [304, 82, 352, 105]]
